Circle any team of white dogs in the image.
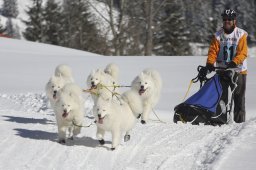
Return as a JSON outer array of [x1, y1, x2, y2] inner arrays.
[[45, 64, 162, 150]]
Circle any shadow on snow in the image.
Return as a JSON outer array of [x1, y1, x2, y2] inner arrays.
[[2, 115, 55, 125], [13, 128, 111, 149], [14, 128, 57, 141]]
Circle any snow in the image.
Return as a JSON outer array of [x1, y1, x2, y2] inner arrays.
[[214, 119, 256, 170], [0, 37, 256, 170], [249, 46, 256, 58]]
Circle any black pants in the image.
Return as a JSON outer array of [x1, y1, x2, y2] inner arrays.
[[233, 74, 246, 123]]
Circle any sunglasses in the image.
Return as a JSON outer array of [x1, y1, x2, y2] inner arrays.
[[223, 18, 233, 21]]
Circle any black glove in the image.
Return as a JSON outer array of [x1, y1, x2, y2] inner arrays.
[[206, 63, 215, 73], [198, 66, 208, 79], [227, 61, 237, 68], [198, 64, 214, 81]]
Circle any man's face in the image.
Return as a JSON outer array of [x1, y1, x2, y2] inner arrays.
[[222, 17, 236, 32]]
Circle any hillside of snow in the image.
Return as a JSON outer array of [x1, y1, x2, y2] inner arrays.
[[0, 38, 256, 170]]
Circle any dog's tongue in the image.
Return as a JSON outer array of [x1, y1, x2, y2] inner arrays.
[[98, 118, 104, 124], [91, 85, 97, 89], [139, 89, 145, 95], [53, 94, 57, 99], [62, 112, 68, 118]]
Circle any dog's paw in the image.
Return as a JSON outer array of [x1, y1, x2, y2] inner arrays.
[[137, 114, 141, 119], [58, 139, 66, 144], [111, 147, 115, 151], [99, 139, 105, 145], [141, 120, 146, 124], [124, 135, 130, 142]]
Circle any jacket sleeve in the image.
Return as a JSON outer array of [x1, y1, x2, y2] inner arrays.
[[233, 34, 248, 65], [207, 36, 220, 65]]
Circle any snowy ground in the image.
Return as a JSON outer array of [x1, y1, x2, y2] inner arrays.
[[0, 38, 256, 170]]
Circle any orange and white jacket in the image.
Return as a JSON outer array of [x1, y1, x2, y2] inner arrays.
[[207, 27, 248, 74]]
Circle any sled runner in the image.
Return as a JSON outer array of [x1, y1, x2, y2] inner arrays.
[[173, 66, 238, 125]]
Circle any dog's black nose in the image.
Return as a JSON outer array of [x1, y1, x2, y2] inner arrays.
[[98, 114, 101, 118], [63, 109, 67, 113], [53, 90, 57, 94], [91, 81, 95, 85], [140, 85, 144, 89]]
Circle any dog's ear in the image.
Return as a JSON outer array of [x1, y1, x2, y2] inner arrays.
[[91, 69, 96, 74], [99, 69, 105, 74], [140, 72, 145, 79], [58, 73, 63, 79], [96, 68, 101, 73], [50, 75, 56, 81], [148, 72, 152, 77]]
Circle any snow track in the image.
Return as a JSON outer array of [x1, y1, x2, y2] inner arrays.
[[0, 93, 254, 170]]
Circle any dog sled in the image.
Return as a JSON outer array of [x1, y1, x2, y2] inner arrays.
[[173, 66, 238, 125]]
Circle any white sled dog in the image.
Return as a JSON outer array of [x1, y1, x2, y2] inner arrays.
[[55, 90, 84, 144], [131, 69, 162, 124], [87, 68, 119, 102], [104, 63, 119, 81], [55, 64, 74, 83], [45, 64, 74, 108], [57, 83, 85, 108], [121, 89, 143, 118], [45, 76, 66, 108], [93, 97, 137, 150]]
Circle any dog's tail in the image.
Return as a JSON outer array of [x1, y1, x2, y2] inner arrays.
[[55, 64, 74, 82], [121, 89, 143, 117], [104, 63, 119, 81]]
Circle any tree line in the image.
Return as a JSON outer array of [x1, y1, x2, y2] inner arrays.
[[1, 0, 255, 55], [0, 0, 20, 38]]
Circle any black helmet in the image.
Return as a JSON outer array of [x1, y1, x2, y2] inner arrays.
[[221, 8, 236, 19]]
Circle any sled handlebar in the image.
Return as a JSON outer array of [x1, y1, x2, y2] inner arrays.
[[197, 65, 238, 72], [194, 65, 238, 87]]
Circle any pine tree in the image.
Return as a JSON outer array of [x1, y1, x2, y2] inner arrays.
[[124, 1, 145, 55], [0, 19, 6, 34], [43, 0, 63, 45], [210, 0, 256, 43], [231, 0, 256, 44], [2, 0, 19, 18], [23, 0, 44, 42], [153, 0, 190, 55], [61, 0, 107, 54], [5, 18, 20, 38], [182, 0, 214, 43], [254, 0, 256, 42]]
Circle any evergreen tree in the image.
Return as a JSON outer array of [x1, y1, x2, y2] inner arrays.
[[182, 0, 214, 43], [125, 1, 145, 55], [43, 0, 63, 45], [61, 0, 107, 54], [0, 19, 6, 34], [2, 0, 19, 18], [231, 0, 256, 44], [5, 18, 20, 38], [153, 0, 190, 55], [254, 0, 256, 42], [183, 0, 256, 45], [23, 0, 44, 42]]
